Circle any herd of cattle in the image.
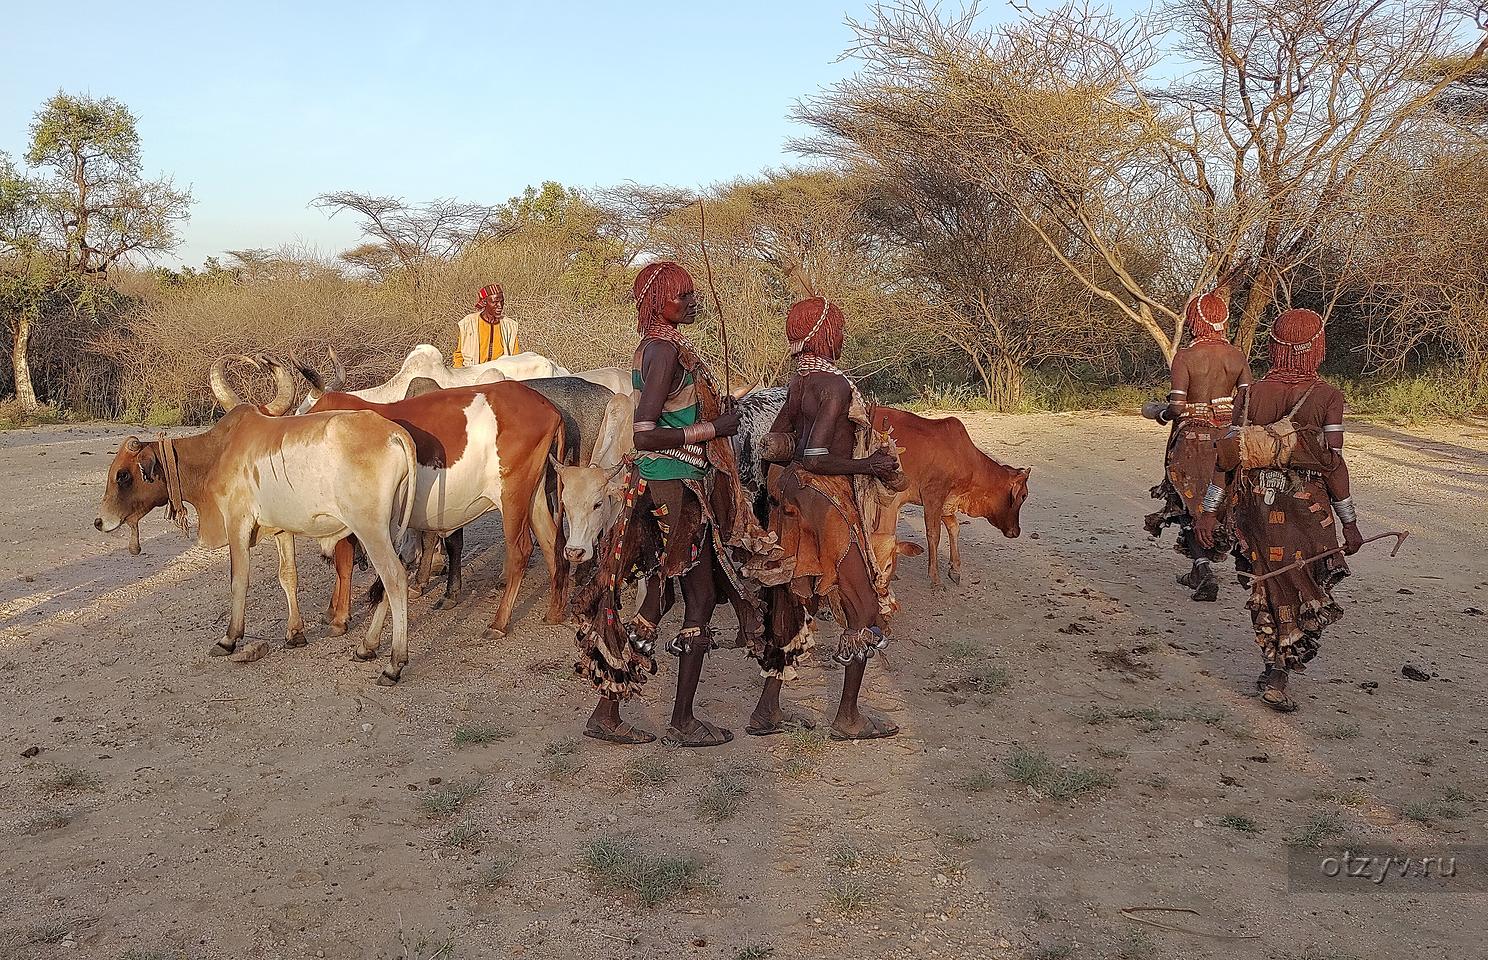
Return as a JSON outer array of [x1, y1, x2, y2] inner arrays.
[[94, 344, 1030, 685]]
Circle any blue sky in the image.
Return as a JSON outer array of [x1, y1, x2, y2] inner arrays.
[[0, 1, 916, 267]]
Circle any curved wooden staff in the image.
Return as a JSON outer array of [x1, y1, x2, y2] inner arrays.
[[696, 198, 731, 397], [1238, 530, 1409, 587]]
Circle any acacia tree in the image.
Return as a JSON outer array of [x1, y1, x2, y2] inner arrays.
[[25, 93, 191, 274], [612, 170, 897, 388], [312, 192, 499, 316], [1342, 143, 1488, 390], [4, 93, 190, 409], [808, 0, 1488, 362], [796, 73, 1136, 406]]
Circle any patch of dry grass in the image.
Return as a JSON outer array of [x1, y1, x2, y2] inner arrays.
[[580, 836, 711, 906]]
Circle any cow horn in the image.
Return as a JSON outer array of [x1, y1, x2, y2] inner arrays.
[[326, 346, 346, 392], [209, 356, 244, 411], [124, 436, 143, 453], [262, 355, 296, 416]]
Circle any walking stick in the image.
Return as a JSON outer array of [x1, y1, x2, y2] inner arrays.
[[697, 198, 731, 399], [1238, 530, 1410, 588]]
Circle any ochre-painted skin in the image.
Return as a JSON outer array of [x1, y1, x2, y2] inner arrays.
[[867, 407, 1030, 590], [95, 406, 416, 683], [1166, 338, 1252, 580], [587, 286, 743, 746], [749, 363, 901, 740], [309, 380, 568, 638]]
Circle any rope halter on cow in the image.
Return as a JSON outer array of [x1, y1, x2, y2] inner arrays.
[[155, 432, 190, 537]]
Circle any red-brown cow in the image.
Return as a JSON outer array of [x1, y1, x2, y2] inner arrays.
[[868, 407, 1030, 590]]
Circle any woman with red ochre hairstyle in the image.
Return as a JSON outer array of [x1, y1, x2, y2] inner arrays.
[[572, 262, 782, 747], [1197, 308, 1364, 712]]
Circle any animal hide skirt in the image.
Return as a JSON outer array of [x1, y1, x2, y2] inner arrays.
[[573, 465, 784, 700], [1145, 420, 1234, 561], [1230, 467, 1349, 671], [757, 465, 890, 680]]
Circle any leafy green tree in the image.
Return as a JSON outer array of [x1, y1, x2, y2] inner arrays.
[[4, 92, 190, 409], [25, 92, 191, 274]]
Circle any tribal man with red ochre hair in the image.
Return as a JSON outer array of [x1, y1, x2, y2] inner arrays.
[[1196, 308, 1364, 712], [749, 297, 906, 741], [573, 261, 780, 747], [1143, 290, 1251, 600]]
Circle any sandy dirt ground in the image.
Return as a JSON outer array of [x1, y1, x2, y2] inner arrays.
[[2, 412, 1485, 960]]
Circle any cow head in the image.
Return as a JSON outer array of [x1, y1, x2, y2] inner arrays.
[[95, 437, 169, 554], [555, 461, 626, 564], [967, 465, 1031, 539]]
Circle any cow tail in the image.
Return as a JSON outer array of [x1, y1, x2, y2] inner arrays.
[[393, 429, 417, 543], [546, 418, 567, 533]]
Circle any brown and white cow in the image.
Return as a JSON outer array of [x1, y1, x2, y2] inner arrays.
[[289, 362, 569, 639], [95, 378, 419, 685], [869, 407, 1030, 589]]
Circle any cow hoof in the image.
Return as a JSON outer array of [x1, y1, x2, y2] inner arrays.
[[484, 625, 507, 642], [286, 630, 308, 648], [325, 623, 347, 638], [948, 570, 962, 586], [376, 670, 401, 686], [930, 582, 946, 594], [209, 639, 236, 657], [352, 646, 377, 662], [432, 594, 459, 611], [230, 640, 271, 663]]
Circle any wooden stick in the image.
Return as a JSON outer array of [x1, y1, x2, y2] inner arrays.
[[1239, 530, 1409, 587], [697, 199, 731, 397]]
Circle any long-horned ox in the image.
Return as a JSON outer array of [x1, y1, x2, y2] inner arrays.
[[289, 358, 569, 639], [292, 344, 568, 413], [96, 356, 419, 684]]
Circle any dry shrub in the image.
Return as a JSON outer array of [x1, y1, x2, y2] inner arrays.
[[112, 238, 637, 421]]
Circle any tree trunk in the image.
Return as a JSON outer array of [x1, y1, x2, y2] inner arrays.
[[11, 313, 38, 410], [975, 352, 1025, 412], [1235, 269, 1277, 360]]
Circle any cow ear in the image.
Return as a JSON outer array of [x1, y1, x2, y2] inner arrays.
[[138, 446, 161, 483]]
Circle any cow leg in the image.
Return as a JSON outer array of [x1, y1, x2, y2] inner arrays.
[[943, 512, 962, 585], [360, 534, 410, 685], [223, 536, 270, 663], [275, 532, 307, 647], [211, 539, 250, 657], [486, 479, 539, 640], [923, 491, 947, 592], [412, 531, 440, 597], [326, 537, 353, 637], [356, 597, 386, 663], [433, 530, 465, 610], [528, 484, 566, 624]]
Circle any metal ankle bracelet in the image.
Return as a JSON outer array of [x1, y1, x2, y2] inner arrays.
[[668, 625, 711, 657]]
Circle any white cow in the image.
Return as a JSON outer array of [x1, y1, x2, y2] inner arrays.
[[572, 366, 634, 396], [293, 344, 570, 413], [553, 392, 636, 564]]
